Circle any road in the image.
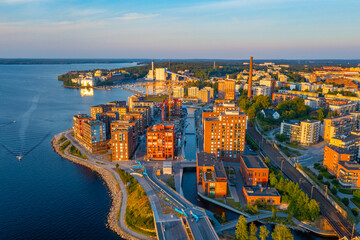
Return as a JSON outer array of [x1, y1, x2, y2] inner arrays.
[[247, 122, 357, 239]]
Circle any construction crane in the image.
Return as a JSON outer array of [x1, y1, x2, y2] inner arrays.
[[145, 82, 158, 97]]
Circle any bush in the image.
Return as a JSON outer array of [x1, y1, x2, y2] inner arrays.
[[317, 175, 323, 181], [352, 208, 359, 217], [354, 190, 360, 199], [331, 179, 339, 186], [330, 187, 337, 195], [339, 188, 353, 195], [313, 163, 320, 169], [342, 197, 350, 206], [324, 181, 331, 187]]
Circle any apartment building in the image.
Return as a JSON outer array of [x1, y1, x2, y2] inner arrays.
[[253, 85, 271, 96], [203, 87, 214, 99], [82, 119, 108, 154], [329, 102, 357, 115], [203, 110, 247, 161], [161, 99, 182, 121], [121, 112, 145, 135], [90, 104, 112, 118], [324, 115, 355, 141], [111, 125, 134, 161], [147, 123, 175, 160], [218, 80, 235, 100], [132, 106, 151, 127], [330, 134, 360, 160], [272, 93, 298, 104], [199, 89, 210, 103], [280, 120, 320, 145], [196, 152, 227, 198], [188, 87, 199, 98], [239, 155, 269, 186], [111, 120, 138, 146], [73, 114, 92, 141], [173, 87, 184, 98], [96, 111, 119, 140]]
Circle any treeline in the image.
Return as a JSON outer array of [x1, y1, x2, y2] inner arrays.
[[238, 95, 271, 119], [58, 72, 80, 87], [269, 173, 320, 221], [277, 98, 311, 120]]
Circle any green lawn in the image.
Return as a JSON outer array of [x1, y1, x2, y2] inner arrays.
[[278, 145, 302, 157], [69, 145, 87, 159], [285, 142, 307, 150]]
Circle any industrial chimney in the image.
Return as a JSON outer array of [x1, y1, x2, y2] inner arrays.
[[247, 56, 253, 99]]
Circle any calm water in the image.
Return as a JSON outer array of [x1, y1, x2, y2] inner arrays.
[[0, 62, 138, 240]]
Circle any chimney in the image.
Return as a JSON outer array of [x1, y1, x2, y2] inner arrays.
[[247, 56, 253, 99]]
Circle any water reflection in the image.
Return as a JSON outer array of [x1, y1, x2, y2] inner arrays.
[[80, 88, 94, 96]]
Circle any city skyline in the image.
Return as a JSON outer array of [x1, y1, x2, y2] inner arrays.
[[0, 0, 360, 59]]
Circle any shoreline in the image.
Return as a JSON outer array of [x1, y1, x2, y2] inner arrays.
[[51, 132, 140, 240]]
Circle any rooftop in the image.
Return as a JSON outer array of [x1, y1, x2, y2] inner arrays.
[[338, 161, 360, 171], [332, 134, 360, 142], [197, 152, 227, 179], [241, 155, 268, 169], [244, 186, 280, 197]]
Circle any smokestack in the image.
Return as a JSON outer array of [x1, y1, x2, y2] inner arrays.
[[247, 56, 253, 99], [152, 59, 155, 81]]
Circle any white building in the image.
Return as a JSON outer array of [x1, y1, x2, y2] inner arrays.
[[203, 87, 214, 99], [173, 87, 184, 98], [80, 77, 94, 87], [253, 85, 271, 96], [155, 68, 167, 81], [188, 87, 199, 98]]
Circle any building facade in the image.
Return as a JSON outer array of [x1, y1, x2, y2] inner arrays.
[[111, 125, 135, 161], [147, 123, 175, 160], [218, 80, 235, 100], [324, 115, 355, 142], [239, 155, 269, 186]]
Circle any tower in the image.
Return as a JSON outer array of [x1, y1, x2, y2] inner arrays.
[[213, 60, 216, 70], [151, 59, 154, 78], [247, 56, 253, 99]]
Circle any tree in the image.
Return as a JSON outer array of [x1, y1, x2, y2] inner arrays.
[[116, 163, 119, 168], [259, 225, 269, 240], [235, 215, 248, 240], [307, 199, 320, 221], [271, 224, 294, 240], [342, 197, 349, 206], [317, 108, 325, 122], [249, 222, 258, 240], [221, 212, 226, 223], [354, 189, 360, 199]]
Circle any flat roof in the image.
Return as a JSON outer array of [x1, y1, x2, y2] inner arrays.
[[338, 161, 360, 171], [241, 155, 268, 169], [332, 134, 360, 142], [327, 145, 353, 155], [244, 186, 280, 197], [197, 152, 227, 179]]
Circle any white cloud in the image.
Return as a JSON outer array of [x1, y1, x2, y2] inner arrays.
[[0, 0, 40, 4], [113, 13, 159, 21]]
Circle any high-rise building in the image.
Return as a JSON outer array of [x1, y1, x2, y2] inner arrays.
[[121, 112, 145, 135], [218, 80, 235, 100], [73, 114, 92, 141], [198, 89, 210, 103], [90, 104, 112, 118], [96, 112, 119, 140], [132, 106, 151, 127], [111, 120, 138, 146], [203, 110, 247, 160], [82, 119, 108, 154], [111, 106, 128, 117], [203, 87, 214, 99], [147, 123, 175, 160], [161, 99, 182, 121], [111, 125, 135, 161], [324, 115, 355, 142], [196, 152, 227, 198], [253, 86, 271, 96], [155, 68, 167, 81], [239, 155, 269, 186], [173, 87, 184, 98], [188, 87, 199, 98]]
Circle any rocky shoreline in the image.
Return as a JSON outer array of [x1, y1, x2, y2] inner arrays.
[[51, 133, 140, 240]]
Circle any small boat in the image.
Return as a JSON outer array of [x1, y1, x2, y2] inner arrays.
[[17, 154, 22, 161]]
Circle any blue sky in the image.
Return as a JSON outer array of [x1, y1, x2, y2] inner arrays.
[[0, 0, 359, 59]]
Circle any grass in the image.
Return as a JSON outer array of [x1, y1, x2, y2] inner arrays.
[[58, 135, 68, 144], [285, 142, 307, 150], [351, 198, 360, 209], [165, 176, 175, 191], [69, 145, 87, 159], [59, 140, 71, 151], [116, 168, 155, 236], [278, 145, 301, 157]]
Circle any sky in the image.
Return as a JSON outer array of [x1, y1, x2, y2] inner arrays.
[[0, 0, 360, 59]]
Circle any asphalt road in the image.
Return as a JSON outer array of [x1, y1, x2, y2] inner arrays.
[[247, 122, 357, 239]]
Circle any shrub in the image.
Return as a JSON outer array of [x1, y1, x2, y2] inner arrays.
[[317, 175, 323, 181], [324, 181, 331, 187], [352, 208, 359, 216], [331, 179, 339, 186], [330, 187, 337, 195], [339, 188, 353, 195], [313, 163, 320, 169], [342, 197, 349, 206], [354, 190, 360, 199]]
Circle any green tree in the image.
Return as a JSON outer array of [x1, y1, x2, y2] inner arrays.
[[221, 212, 226, 223], [342, 197, 349, 206], [307, 199, 320, 221], [247, 106, 257, 119], [271, 224, 294, 240], [259, 225, 269, 240], [116, 163, 119, 168], [235, 215, 248, 240], [317, 108, 325, 122], [249, 222, 258, 240], [353, 190, 360, 199]]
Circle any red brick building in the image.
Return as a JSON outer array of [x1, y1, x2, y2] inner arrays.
[[147, 123, 175, 160], [111, 125, 135, 161], [196, 152, 227, 198], [243, 186, 281, 205], [73, 114, 92, 141], [240, 155, 269, 186]]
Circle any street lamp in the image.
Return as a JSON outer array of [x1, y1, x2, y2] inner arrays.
[[311, 185, 314, 199]]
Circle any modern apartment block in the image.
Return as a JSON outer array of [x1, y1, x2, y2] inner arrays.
[[96, 111, 119, 140], [90, 104, 112, 118], [188, 87, 199, 98], [253, 85, 271, 96], [111, 125, 135, 161], [111, 120, 138, 146], [329, 134, 360, 160], [203, 110, 247, 160], [218, 80, 235, 100], [239, 155, 269, 186], [280, 120, 321, 145], [132, 106, 151, 127], [147, 123, 175, 160], [329, 102, 357, 115], [121, 112, 145, 135], [173, 87, 184, 98], [196, 152, 227, 198], [199, 89, 210, 103], [323, 145, 360, 188], [203, 87, 214, 99], [324, 115, 355, 141], [82, 119, 108, 154], [73, 113, 92, 141]]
